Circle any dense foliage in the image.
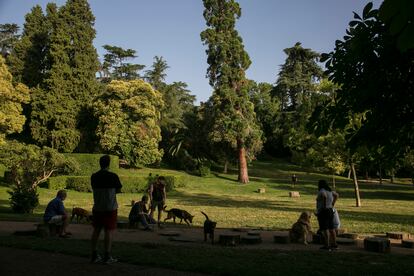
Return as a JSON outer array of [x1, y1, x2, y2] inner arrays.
[[0, 56, 30, 144], [94, 80, 164, 167]]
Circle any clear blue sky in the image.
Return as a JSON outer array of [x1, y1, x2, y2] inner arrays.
[[0, 0, 382, 104]]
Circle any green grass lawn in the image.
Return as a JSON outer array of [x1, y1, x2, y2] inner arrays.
[[1, 158, 414, 234]]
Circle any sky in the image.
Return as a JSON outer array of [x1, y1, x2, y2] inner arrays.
[[0, 0, 382, 104]]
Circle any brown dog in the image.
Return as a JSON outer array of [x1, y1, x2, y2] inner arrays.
[[289, 211, 313, 244], [70, 207, 91, 223], [163, 206, 194, 226]]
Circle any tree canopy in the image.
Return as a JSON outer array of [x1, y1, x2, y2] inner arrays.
[[94, 80, 164, 166]]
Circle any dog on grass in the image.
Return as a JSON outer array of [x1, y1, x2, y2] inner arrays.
[[289, 211, 313, 244], [70, 207, 92, 223], [163, 206, 194, 226]]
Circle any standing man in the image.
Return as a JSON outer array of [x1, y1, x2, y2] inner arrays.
[[90, 155, 122, 264], [149, 176, 167, 228], [44, 190, 71, 238]]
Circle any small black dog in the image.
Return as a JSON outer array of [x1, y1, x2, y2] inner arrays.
[[201, 211, 216, 244]]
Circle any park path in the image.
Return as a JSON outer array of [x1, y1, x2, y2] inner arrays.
[[0, 220, 413, 255], [0, 246, 207, 276]]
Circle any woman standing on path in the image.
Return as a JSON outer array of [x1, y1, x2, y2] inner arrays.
[[316, 179, 339, 250]]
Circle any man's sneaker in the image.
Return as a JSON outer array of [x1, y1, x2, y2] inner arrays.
[[90, 254, 102, 264], [103, 256, 118, 264]]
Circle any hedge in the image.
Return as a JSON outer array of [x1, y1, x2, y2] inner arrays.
[[46, 175, 185, 193], [64, 153, 119, 176]]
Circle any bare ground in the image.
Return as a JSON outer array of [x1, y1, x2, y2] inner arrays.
[[0, 220, 413, 275]]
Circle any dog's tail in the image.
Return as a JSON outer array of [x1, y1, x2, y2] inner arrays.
[[201, 211, 209, 220], [162, 205, 169, 212]]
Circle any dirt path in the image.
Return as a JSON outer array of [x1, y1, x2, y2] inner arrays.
[[1, 220, 413, 255], [0, 247, 206, 276]]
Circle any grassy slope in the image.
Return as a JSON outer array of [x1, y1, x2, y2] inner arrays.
[[1, 159, 414, 233]]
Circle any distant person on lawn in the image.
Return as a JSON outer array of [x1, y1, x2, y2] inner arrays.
[[149, 176, 167, 228], [90, 155, 122, 264], [43, 190, 71, 238], [128, 195, 155, 231]]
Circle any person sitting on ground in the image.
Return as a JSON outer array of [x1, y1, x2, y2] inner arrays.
[[43, 190, 71, 238], [128, 195, 155, 231], [149, 176, 167, 228]]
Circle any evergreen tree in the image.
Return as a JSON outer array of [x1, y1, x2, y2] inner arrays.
[[201, 0, 262, 183], [0, 23, 20, 58], [145, 56, 169, 91], [7, 5, 48, 87], [101, 45, 145, 81], [272, 42, 323, 157], [0, 56, 30, 144], [30, 0, 99, 152]]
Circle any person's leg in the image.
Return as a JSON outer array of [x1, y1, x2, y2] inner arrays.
[[104, 229, 113, 255], [91, 226, 102, 262], [138, 214, 149, 229], [62, 215, 69, 235], [157, 203, 163, 226], [329, 229, 337, 248]]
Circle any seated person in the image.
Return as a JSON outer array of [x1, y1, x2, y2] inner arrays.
[[43, 190, 71, 237], [128, 195, 154, 231]]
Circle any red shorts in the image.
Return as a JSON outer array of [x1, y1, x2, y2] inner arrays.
[[92, 209, 117, 230]]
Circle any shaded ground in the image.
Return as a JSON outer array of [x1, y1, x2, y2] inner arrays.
[[0, 247, 206, 276], [0, 220, 413, 276]]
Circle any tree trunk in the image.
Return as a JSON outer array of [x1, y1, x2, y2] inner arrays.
[[223, 160, 228, 174], [379, 164, 382, 185], [237, 140, 249, 184], [365, 170, 369, 180], [347, 168, 352, 179], [351, 162, 361, 207], [332, 173, 336, 189], [390, 169, 395, 184]]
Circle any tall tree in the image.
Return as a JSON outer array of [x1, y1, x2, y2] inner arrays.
[[7, 5, 49, 87], [30, 0, 99, 152], [272, 42, 323, 158], [0, 56, 30, 144], [248, 81, 281, 156], [94, 80, 164, 167], [201, 0, 262, 183], [145, 56, 169, 91], [275, 42, 323, 111], [0, 23, 20, 58], [101, 45, 145, 81]]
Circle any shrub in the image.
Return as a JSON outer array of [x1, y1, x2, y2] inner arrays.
[[119, 176, 148, 193], [198, 165, 211, 177], [64, 153, 119, 176], [8, 186, 39, 213], [66, 177, 91, 192], [45, 176, 68, 190]]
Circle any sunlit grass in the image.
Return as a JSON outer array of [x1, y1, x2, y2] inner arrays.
[[1, 158, 413, 234]]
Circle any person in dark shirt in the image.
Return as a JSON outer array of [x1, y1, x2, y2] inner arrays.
[[128, 195, 154, 231], [149, 176, 167, 228], [90, 155, 122, 264], [43, 190, 71, 237]]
